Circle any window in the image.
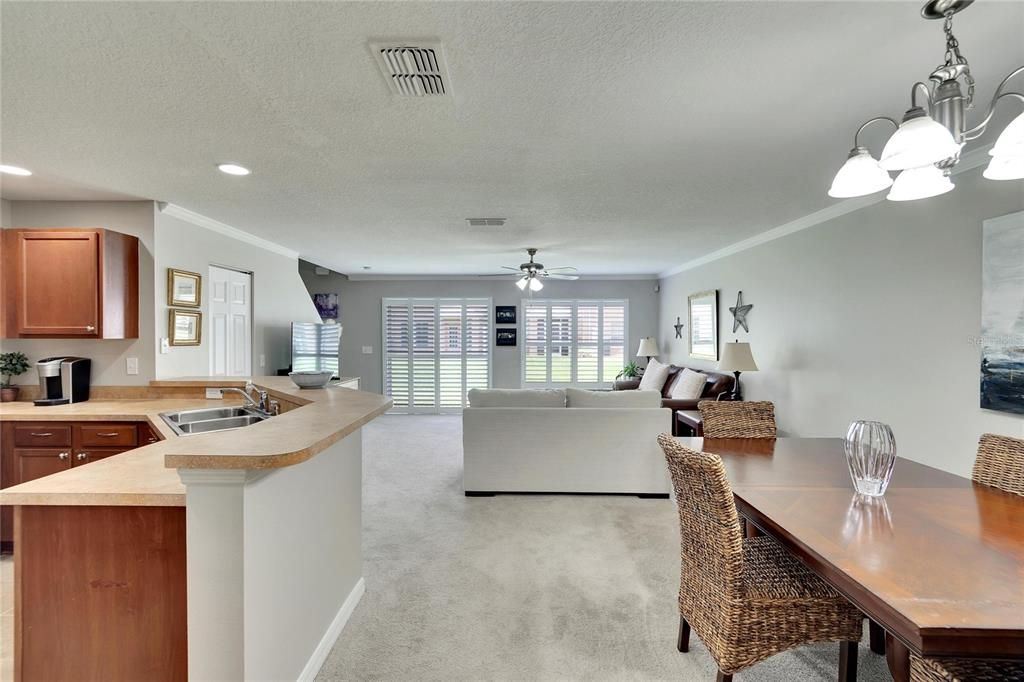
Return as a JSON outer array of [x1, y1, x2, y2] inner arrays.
[[522, 299, 627, 387], [383, 298, 491, 413], [291, 322, 341, 376]]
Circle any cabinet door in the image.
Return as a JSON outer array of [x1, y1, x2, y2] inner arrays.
[[15, 231, 100, 336], [138, 422, 162, 445], [15, 448, 73, 483], [73, 447, 131, 466]]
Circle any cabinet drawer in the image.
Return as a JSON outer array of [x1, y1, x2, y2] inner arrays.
[[76, 423, 137, 448], [138, 422, 162, 445], [12, 424, 72, 447]]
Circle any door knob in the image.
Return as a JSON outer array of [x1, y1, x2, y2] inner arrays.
[[58, 452, 69, 460], [85, 325, 96, 332], [76, 452, 89, 461]]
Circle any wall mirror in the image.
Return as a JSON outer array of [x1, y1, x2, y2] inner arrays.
[[168, 268, 201, 307], [169, 309, 202, 346], [688, 290, 719, 360]]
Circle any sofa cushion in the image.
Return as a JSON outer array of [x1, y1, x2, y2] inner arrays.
[[467, 388, 566, 408], [566, 387, 661, 408], [670, 368, 706, 400], [638, 358, 671, 392]]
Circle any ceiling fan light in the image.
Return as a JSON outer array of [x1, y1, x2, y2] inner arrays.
[[515, 276, 529, 290], [828, 147, 893, 198], [529, 276, 543, 292], [983, 155, 1024, 181], [879, 108, 961, 171], [989, 111, 1024, 159], [886, 165, 955, 201]]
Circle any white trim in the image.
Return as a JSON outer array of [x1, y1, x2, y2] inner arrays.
[[158, 202, 299, 259], [659, 145, 996, 279], [347, 273, 658, 281], [296, 577, 366, 682]]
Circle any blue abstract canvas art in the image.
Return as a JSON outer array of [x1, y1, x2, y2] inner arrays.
[[980, 213, 1024, 416]]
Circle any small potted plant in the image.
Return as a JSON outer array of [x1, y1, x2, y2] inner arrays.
[[616, 361, 641, 381], [0, 351, 30, 402]]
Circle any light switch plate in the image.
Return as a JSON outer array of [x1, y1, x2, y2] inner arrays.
[[362, 346, 373, 355], [259, 354, 266, 368], [126, 357, 139, 375], [160, 338, 170, 354], [206, 388, 222, 399]]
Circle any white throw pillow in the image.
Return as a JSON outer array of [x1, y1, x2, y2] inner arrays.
[[638, 358, 671, 392], [670, 368, 706, 400], [566, 387, 661, 408]]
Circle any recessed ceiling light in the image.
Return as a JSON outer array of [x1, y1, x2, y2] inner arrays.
[[0, 164, 32, 176], [217, 163, 250, 176], [362, 266, 372, 270]]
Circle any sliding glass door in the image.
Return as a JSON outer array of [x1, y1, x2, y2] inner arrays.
[[383, 298, 491, 413]]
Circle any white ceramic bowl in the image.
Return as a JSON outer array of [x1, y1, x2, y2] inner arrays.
[[288, 371, 334, 389]]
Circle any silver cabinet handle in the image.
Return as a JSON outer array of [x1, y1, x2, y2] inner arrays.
[[96, 432, 119, 438], [30, 432, 53, 437], [76, 452, 88, 461], [58, 452, 69, 460]]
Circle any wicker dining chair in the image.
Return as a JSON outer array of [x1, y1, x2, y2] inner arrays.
[[657, 434, 862, 682], [907, 433, 1024, 682], [698, 400, 777, 438]]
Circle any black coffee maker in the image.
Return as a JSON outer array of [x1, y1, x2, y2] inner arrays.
[[34, 357, 91, 406]]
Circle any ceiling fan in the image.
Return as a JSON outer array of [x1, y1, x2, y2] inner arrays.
[[480, 248, 579, 291]]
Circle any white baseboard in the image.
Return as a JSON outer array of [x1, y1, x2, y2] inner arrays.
[[297, 577, 366, 682]]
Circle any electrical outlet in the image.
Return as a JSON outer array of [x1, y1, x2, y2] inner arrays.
[[206, 388, 222, 399], [259, 354, 266, 368], [126, 357, 139, 375], [362, 346, 373, 355]]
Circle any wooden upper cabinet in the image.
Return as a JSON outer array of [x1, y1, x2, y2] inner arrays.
[[0, 228, 139, 339]]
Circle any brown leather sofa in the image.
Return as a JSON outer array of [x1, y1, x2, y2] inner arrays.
[[613, 365, 735, 413]]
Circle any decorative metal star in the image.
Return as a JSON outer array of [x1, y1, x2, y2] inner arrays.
[[729, 291, 753, 333], [674, 316, 684, 339]]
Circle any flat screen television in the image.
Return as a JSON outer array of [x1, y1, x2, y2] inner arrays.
[[291, 322, 342, 377]]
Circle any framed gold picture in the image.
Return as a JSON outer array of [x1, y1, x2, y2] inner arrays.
[[168, 309, 202, 346], [167, 268, 201, 307]]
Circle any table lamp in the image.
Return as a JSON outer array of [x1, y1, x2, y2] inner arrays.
[[718, 341, 758, 401], [636, 337, 659, 368]]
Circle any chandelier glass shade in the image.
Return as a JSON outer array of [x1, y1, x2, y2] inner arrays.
[[828, 1, 1024, 200], [515, 276, 528, 290]]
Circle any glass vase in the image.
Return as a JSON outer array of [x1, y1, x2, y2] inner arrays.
[[844, 421, 897, 497]]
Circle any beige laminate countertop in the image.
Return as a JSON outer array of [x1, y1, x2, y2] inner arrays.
[[0, 377, 390, 506]]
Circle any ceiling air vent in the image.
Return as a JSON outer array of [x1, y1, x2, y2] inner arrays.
[[466, 218, 507, 227], [372, 42, 449, 97]]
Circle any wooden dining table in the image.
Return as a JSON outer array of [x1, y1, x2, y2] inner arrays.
[[676, 437, 1024, 682]]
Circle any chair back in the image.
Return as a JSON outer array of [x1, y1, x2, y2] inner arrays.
[[657, 434, 745, 605], [699, 400, 777, 438], [973, 433, 1024, 496]]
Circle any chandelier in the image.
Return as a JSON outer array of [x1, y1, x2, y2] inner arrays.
[[828, 0, 1024, 201]]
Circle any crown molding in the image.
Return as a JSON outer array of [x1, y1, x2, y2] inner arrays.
[[157, 202, 299, 259], [345, 273, 659, 281], [659, 144, 995, 279]]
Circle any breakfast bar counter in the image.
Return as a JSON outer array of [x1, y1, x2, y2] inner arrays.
[[0, 376, 389, 682]]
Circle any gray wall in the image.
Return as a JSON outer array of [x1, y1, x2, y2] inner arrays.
[[657, 167, 1024, 477], [0, 201, 157, 385], [299, 263, 659, 395]]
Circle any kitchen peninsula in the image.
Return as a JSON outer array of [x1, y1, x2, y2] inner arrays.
[[0, 377, 390, 682]]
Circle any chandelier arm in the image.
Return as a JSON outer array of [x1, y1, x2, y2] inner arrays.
[[911, 81, 933, 111], [962, 65, 1024, 140], [853, 117, 899, 149]]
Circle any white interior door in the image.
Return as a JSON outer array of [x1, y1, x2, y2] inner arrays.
[[209, 265, 253, 376]]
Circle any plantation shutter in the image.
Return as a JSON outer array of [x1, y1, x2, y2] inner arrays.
[[383, 298, 491, 413], [521, 300, 628, 387]]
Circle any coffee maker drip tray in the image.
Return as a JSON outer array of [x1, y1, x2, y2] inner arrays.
[[33, 397, 71, 407]]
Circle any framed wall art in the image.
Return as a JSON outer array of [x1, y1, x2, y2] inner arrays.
[[167, 268, 201, 307]]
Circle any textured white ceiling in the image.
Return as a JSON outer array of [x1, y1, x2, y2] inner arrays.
[[2, 1, 1022, 275]]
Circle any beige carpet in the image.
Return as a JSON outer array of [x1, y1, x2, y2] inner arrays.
[[317, 415, 891, 681]]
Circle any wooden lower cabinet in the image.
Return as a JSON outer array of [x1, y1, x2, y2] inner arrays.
[[0, 420, 156, 550], [15, 505, 187, 682]]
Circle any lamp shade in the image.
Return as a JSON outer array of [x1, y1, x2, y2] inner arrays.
[[879, 108, 961, 171], [983, 155, 1024, 181], [636, 337, 659, 358], [718, 342, 758, 372], [886, 165, 955, 201], [528, 276, 543, 292], [989, 111, 1024, 160], [828, 148, 893, 198]]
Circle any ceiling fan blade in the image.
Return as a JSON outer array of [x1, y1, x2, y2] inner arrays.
[[500, 266, 523, 271], [544, 266, 578, 272], [542, 273, 579, 280], [478, 273, 522, 278]]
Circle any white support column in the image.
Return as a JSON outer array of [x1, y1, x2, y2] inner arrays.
[[178, 469, 249, 682]]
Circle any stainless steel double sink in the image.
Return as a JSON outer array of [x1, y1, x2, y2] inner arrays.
[[159, 405, 271, 436]]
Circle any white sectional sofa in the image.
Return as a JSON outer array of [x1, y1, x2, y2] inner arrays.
[[462, 387, 672, 497]]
